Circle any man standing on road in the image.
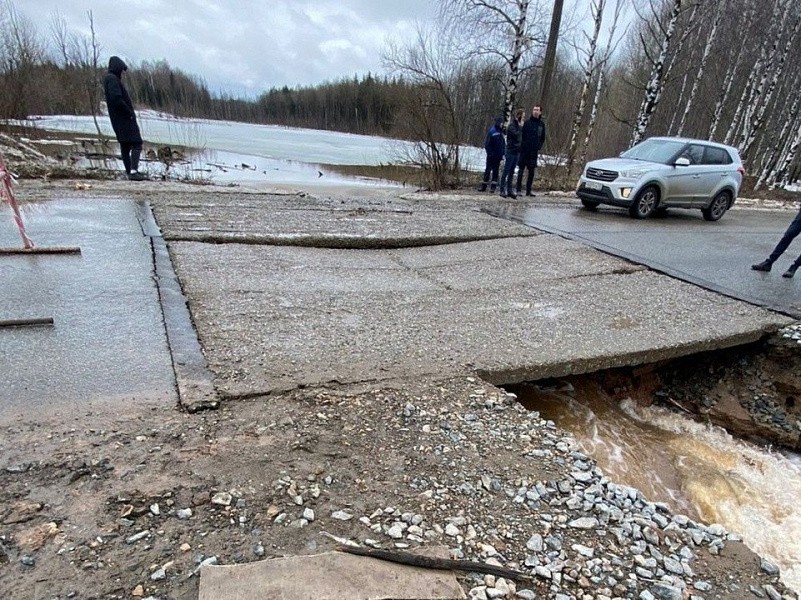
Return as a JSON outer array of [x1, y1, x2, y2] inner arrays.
[[516, 105, 546, 197], [479, 117, 505, 193], [752, 206, 801, 278], [103, 56, 145, 181], [500, 109, 524, 198]]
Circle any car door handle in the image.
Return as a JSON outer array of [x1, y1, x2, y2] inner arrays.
[[692, 175, 701, 179]]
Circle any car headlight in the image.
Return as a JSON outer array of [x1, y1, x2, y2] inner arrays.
[[620, 169, 648, 179]]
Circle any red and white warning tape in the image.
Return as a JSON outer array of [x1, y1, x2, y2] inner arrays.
[[0, 150, 34, 249]]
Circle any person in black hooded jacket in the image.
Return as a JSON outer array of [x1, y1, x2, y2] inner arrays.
[[103, 56, 145, 181], [516, 105, 546, 196]]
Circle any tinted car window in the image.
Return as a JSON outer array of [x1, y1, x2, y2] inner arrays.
[[680, 144, 705, 165], [621, 139, 686, 164], [702, 146, 732, 165]]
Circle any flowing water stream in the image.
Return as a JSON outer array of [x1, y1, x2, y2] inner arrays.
[[511, 378, 801, 593]]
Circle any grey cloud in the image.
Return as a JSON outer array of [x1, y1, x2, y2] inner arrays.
[[16, 0, 436, 95]]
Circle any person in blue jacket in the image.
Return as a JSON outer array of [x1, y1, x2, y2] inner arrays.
[[103, 56, 146, 181], [479, 117, 505, 192]]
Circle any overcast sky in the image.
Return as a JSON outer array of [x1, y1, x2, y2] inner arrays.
[[16, 0, 438, 97]]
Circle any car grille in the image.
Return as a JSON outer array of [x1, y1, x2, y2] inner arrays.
[[586, 168, 618, 182]]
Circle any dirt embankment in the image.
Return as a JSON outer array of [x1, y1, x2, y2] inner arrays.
[[1, 376, 796, 600], [592, 331, 801, 451]]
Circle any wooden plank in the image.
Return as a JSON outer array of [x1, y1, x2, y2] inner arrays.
[[0, 247, 81, 255], [0, 317, 54, 328]]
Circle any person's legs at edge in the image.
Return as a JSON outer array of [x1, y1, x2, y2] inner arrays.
[[480, 158, 492, 191], [499, 154, 513, 197], [783, 253, 801, 278], [119, 142, 132, 175], [525, 165, 535, 195], [753, 210, 801, 271], [490, 158, 501, 192]]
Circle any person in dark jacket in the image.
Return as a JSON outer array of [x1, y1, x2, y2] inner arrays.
[[103, 56, 145, 181], [479, 116, 505, 192], [751, 206, 801, 278], [516, 105, 546, 196], [499, 109, 524, 198]]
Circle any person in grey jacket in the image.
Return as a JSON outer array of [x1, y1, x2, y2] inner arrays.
[[103, 56, 145, 181], [499, 109, 524, 198]]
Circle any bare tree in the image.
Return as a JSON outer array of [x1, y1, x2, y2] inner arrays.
[[629, 0, 684, 146], [564, 0, 605, 175], [708, 1, 756, 140], [579, 0, 627, 168], [0, 0, 46, 118], [739, 2, 801, 160], [439, 0, 548, 126], [383, 26, 468, 189], [724, 0, 787, 146]]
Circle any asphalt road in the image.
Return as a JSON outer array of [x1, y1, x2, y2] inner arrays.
[[487, 202, 801, 319]]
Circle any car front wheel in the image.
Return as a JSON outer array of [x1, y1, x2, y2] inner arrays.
[[629, 186, 659, 219], [702, 191, 730, 221]]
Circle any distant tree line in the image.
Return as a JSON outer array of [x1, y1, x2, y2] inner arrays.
[[1, 0, 800, 190]]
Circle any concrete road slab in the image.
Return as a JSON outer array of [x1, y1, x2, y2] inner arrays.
[[168, 236, 791, 397], [198, 550, 466, 600], [152, 193, 536, 248], [0, 199, 176, 423]]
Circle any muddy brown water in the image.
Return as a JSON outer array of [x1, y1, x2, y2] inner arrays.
[[509, 378, 801, 593]]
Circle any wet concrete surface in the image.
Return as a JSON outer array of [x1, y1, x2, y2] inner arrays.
[[0, 198, 176, 423], [486, 204, 801, 318]]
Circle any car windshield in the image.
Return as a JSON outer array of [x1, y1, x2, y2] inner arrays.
[[621, 139, 686, 164]]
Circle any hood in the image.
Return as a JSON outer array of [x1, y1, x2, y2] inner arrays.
[[494, 117, 503, 129], [108, 56, 128, 76]]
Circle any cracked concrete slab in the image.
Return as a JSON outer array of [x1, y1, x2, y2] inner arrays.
[[152, 192, 537, 248], [167, 233, 791, 398]]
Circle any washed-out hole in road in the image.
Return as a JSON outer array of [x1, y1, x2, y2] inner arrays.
[[503, 331, 801, 592]]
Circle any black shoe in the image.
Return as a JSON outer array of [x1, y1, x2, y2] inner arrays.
[[479, 184, 487, 192], [783, 265, 798, 278], [525, 191, 533, 197], [499, 192, 507, 198], [509, 192, 517, 199], [490, 186, 497, 193], [751, 260, 773, 272], [128, 171, 146, 181]]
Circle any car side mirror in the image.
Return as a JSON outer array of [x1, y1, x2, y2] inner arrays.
[[674, 157, 691, 167]]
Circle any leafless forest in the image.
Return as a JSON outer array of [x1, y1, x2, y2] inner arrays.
[[1, 0, 800, 189]]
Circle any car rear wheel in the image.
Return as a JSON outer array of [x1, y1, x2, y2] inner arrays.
[[629, 186, 659, 219], [702, 191, 730, 221], [581, 198, 600, 210]]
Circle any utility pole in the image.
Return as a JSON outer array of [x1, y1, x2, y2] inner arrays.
[[539, 0, 564, 111]]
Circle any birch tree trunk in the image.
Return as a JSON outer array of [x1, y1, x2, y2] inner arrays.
[[566, 0, 605, 175], [440, 0, 536, 129], [501, 0, 531, 125], [676, 0, 725, 137], [579, 68, 605, 168], [579, 0, 624, 167], [630, 0, 683, 147], [755, 87, 801, 189], [770, 114, 801, 188], [739, 8, 801, 160], [725, 0, 786, 145]]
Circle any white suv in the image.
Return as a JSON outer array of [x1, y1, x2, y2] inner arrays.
[[576, 137, 744, 221]]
